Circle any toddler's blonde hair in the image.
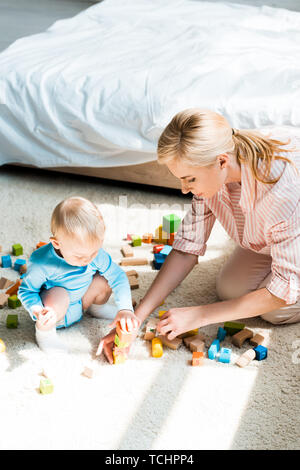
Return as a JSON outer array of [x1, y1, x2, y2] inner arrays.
[[157, 108, 297, 184], [51, 197, 105, 242]]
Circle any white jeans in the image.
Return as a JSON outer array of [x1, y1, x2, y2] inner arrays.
[[216, 245, 300, 325]]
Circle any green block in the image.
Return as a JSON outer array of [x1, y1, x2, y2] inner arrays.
[[114, 334, 120, 347], [8, 295, 21, 309], [131, 235, 141, 247], [12, 243, 23, 256], [224, 321, 245, 336], [162, 214, 181, 235], [6, 314, 18, 328], [40, 378, 54, 395]]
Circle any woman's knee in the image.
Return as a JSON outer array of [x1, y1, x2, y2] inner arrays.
[[216, 271, 249, 301]]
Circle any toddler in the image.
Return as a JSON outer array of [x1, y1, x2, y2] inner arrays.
[[18, 196, 137, 353]]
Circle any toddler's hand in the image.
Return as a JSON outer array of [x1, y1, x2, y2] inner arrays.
[[96, 310, 141, 364], [33, 306, 57, 328], [108, 309, 141, 332]]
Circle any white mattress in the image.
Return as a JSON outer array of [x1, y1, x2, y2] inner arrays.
[[0, 0, 300, 168]]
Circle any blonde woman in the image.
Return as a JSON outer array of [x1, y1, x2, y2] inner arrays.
[[98, 109, 300, 364]]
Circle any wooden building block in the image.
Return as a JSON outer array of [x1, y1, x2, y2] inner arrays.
[[142, 233, 153, 244], [167, 233, 176, 246], [121, 245, 134, 258], [131, 235, 142, 247], [224, 321, 245, 336], [116, 322, 134, 344], [0, 293, 9, 308], [39, 378, 54, 394], [253, 345, 268, 361], [113, 350, 127, 364], [0, 339, 6, 353], [192, 351, 205, 366], [19, 264, 27, 275], [125, 270, 138, 278], [36, 241, 47, 249], [6, 314, 18, 328], [128, 276, 139, 290], [153, 244, 165, 254], [154, 225, 168, 244], [1, 255, 12, 268], [158, 335, 182, 350], [236, 349, 256, 368], [144, 318, 159, 341], [120, 258, 148, 266], [178, 329, 199, 339], [152, 337, 163, 358], [162, 214, 181, 235], [0, 277, 14, 289], [249, 334, 265, 347], [6, 279, 22, 296], [218, 347, 231, 363], [12, 243, 23, 256], [232, 328, 254, 348], [8, 295, 21, 309], [189, 337, 205, 353], [158, 310, 167, 318], [183, 333, 207, 348], [82, 366, 94, 379]]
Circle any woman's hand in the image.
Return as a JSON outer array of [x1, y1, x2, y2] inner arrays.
[[156, 306, 204, 340]]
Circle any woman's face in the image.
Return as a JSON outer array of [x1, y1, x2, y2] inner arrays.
[[167, 156, 230, 199]]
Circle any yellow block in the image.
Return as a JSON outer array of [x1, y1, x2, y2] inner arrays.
[[178, 329, 199, 339], [154, 225, 168, 244], [158, 310, 167, 318], [152, 338, 163, 358], [113, 350, 126, 364], [0, 338, 6, 353]]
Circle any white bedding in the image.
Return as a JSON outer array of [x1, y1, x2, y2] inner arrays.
[[0, 0, 300, 168]]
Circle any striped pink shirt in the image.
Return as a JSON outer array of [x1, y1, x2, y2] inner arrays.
[[173, 128, 300, 305]]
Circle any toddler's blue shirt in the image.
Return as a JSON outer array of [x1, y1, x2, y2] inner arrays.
[[18, 243, 133, 319]]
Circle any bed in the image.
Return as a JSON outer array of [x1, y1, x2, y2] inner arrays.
[[0, 0, 300, 188]]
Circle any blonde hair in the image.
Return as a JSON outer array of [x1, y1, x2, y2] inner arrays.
[[157, 108, 297, 184], [51, 197, 105, 242]]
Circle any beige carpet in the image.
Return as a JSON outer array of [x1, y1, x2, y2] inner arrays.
[[0, 165, 299, 450]]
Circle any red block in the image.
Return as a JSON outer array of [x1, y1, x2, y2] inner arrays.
[[153, 244, 164, 254]]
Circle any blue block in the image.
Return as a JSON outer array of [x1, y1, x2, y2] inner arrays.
[[211, 339, 220, 351], [208, 344, 218, 360], [1, 255, 12, 268], [153, 254, 164, 270], [154, 253, 165, 263], [153, 261, 163, 270], [160, 245, 172, 257], [254, 345, 268, 361], [208, 339, 220, 360], [217, 327, 227, 342], [14, 259, 26, 272], [218, 347, 231, 363]]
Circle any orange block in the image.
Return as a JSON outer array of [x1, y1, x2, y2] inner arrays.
[[142, 233, 153, 244], [192, 351, 205, 366], [6, 279, 22, 296], [116, 322, 134, 344], [36, 241, 47, 249], [167, 233, 176, 246]]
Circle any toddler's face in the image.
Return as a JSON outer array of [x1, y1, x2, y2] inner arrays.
[[50, 232, 103, 266]]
